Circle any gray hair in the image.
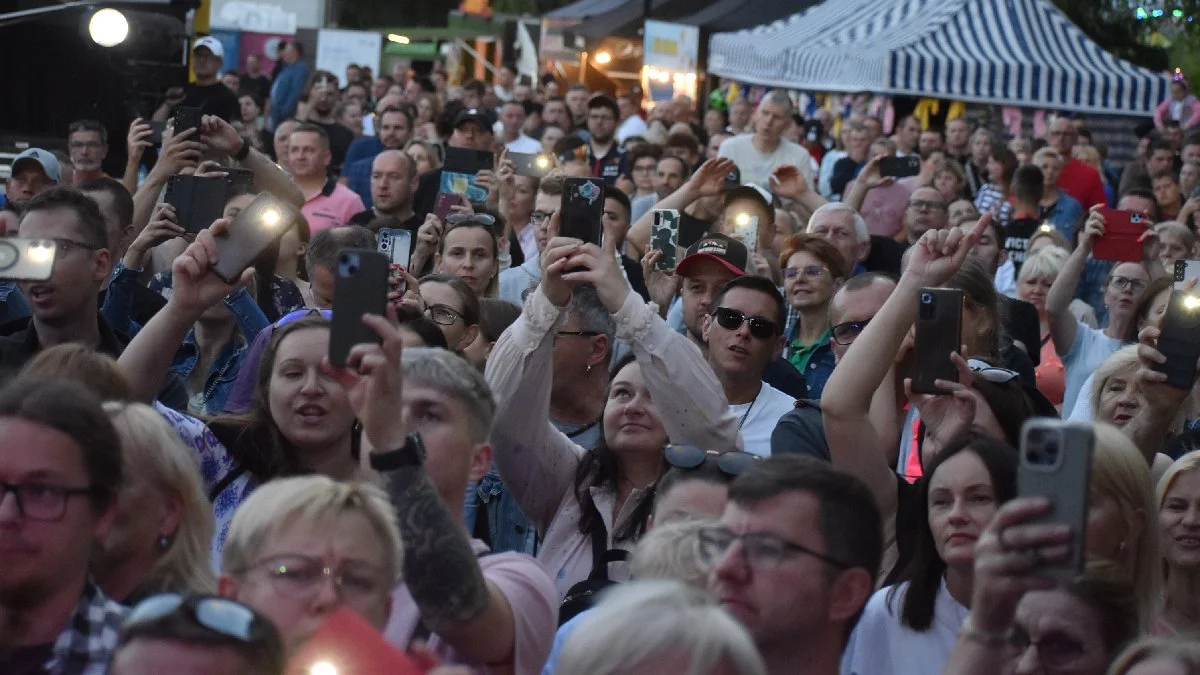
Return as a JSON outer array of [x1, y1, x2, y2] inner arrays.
[[557, 580, 767, 675], [568, 284, 616, 356], [758, 90, 793, 114], [808, 202, 869, 243], [1017, 244, 1069, 285], [305, 225, 378, 274], [401, 347, 496, 443], [629, 518, 713, 589]]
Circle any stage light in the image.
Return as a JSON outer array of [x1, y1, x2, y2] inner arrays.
[[89, 8, 129, 47]]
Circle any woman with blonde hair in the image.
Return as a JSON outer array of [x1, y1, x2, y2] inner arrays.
[[1109, 637, 1200, 674], [93, 401, 217, 602], [1034, 146, 1086, 239], [1155, 450, 1200, 637]]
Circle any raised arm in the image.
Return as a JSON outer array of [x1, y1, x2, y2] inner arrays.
[[117, 221, 252, 401], [822, 216, 988, 521], [122, 118, 154, 194], [130, 127, 204, 241], [627, 157, 736, 260], [1046, 206, 1102, 356], [200, 115, 303, 208], [769, 163, 829, 215], [841, 156, 893, 214]]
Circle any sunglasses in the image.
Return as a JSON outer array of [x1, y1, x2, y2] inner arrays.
[[274, 307, 332, 328], [664, 445, 761, 477], [967, 358, 1020, 384], [712, 307, 779, 340], [124, 593, 273, 644], [830, 319, 869, 345]]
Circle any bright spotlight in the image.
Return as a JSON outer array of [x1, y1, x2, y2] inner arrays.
[[89, 8, 129, 48], [594, 51, 612, 64]]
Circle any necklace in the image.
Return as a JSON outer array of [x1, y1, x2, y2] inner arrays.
[[736, 389, 760, 430]]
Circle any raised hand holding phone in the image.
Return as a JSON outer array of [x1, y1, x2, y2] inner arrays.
[[167, 220, 255, 317]]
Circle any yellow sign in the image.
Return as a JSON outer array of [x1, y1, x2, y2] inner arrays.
[[651, 38, 678, 56]]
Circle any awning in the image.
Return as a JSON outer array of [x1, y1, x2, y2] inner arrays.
[[708, 0, 1169, 116], [546, 0, 634, 20]]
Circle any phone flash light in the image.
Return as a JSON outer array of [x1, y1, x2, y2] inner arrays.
[[27, 243, 55, 263], [1184, 295, 1200, 311], [310, 661, 338, 675], [536, 155, 549, 168], [1039, 223, 1053, 232], [734, 213, 751, 226], [261, 208, 281, 227]]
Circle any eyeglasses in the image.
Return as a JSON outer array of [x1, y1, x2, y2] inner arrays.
[[831, 319, 870, 345], [68, 141, 103, 150], [712, 307, 779, 340], [0, 481, 93, 521], [555, 330, 601, 341], [782, 265, 827, 281], [907, 200, 947, 211], [664, 445, 761, 477], [244, 554, 389, 603], [446, 212, 496, 227], [52, 238, 102, 259], [530, 211, 552, 224], [632, 164, 656, 174], [697, 525, 850, 570], [425, 303, 463, 326], [967, 358, 1020, 384], [1008, 628, 1085, 669], [1109, 276, 1147, 292], [274, 308, 332, 328], [124, 593, 274, 645]]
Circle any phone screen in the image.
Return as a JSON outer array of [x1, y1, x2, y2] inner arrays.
[[560, 178, 605, 245]]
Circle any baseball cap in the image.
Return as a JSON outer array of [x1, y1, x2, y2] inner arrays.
[[12, 148, 61, 184], [193, 36, 224, 59], [676, 233, 748, 278], [454, 108, 492, 131]]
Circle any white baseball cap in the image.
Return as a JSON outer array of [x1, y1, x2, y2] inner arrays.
[[193, 36, 224, 59]]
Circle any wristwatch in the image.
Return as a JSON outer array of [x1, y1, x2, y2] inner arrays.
[[369, 432, 426, 471], [233, 136, 251, 161]]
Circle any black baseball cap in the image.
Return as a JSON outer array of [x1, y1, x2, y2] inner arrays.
[[454, 107, 492, 131], [676, 233, 748, 278]]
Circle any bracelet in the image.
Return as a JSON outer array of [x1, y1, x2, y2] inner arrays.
[[233, 136, 251, 161], [959, 617, 1009, 648]]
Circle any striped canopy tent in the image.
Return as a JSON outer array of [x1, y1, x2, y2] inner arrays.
[[707, 0, 1169, 116]]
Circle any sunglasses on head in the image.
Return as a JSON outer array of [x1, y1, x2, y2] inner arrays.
[[967, 358, 1020, 384], [664, 445, 762, 477], [446, 212, 497, 227], [712, 307, 779, 340], [124, 593, 274, 645], [274, 307, 332, 328]]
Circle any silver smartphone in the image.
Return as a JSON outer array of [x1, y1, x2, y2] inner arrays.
[[1017, 419, 1093, 581], [1174, 259, 1200, 291], [377, 228, 413, 267], [0, 239, 58, 281]]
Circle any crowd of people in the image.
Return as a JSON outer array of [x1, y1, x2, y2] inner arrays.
[[4, 32, 1200, 675]]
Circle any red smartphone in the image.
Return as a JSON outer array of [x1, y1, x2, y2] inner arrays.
[[1092, 208, 1146, 262], [288, 607, 423, 675], [433, 192, 463, 221]]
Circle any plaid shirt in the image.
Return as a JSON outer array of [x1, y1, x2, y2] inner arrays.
[[45, 581, 127, 675]]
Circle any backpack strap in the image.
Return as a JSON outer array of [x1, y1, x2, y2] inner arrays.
[[584, 499, 630, 582]]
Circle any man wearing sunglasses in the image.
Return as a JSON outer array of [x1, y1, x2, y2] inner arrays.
[[703, 275, 797, 457], [0, 380, 127, 674]]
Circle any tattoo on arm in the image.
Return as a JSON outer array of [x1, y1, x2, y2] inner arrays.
[[386, 466, 490, 631]]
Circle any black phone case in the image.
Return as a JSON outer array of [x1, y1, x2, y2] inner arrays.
[[880, 155, 921, 178], [148, 121, 166, 146], [444, 147, 494, 174], [560, 178, 605, 245], [912, 288, 963, 394], [1153, 290, 1200, 389], [225, 168, 255, 193], [510, 152, 551, 178], [212, 193, 299, 283], [165, 175, 229, 234], [329, 250, 389, 367], [173, 107, 203, 137]]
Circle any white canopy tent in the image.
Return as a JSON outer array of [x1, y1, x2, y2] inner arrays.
[[708, 0, 1169, 116]]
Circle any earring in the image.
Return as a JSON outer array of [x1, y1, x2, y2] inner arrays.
[[586, 364, 592, 373], [157, 535, 171, 551]]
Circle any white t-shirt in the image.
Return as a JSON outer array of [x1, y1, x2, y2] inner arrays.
[[731, 382, 796, 457], [1067, 372, 1096, 422], [506, 135, 542, 154], [842, 580, 969, 675], [617, 115, 648, 143], [718, 134, 815, 188], [1061, 322, 1122, 416]]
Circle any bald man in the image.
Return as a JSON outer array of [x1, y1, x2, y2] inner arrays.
[[349, 149, 421, 232]]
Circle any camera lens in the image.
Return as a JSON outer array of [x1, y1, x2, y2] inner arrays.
[[0, 241, 18, 272], [920, 292, 933, 304], [1025, 449, 1040, 464]]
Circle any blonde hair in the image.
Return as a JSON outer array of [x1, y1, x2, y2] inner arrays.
[[1032, 146, 1064, 166], [1092, 347, 1186, 436], [1027, 228, 1072, 254], [1154, 221, 1196, 251], [557, 580, 766, 675], [102, 401, 216, 596], [629, 519, 713, 588], [1017, 244, 1069, 286], [1073, 144, 1103, 172], [221, 475, 403, 586], [1109, 637, 1200, 674], [1091, 422, 1163, 634], [1156, 450, 1200, 629]]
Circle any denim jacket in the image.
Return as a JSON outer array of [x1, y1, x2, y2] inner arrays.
[[464, 467, 539, 556], [0, 281, 30, 327]]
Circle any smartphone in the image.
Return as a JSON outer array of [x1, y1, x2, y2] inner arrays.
[[724, 165, 742, 190], [652, 209, 680, 272], [433, 192, 463, 222], [560, 178, 605, 245], [1152, 290, 1200, 389], [164, 174, 228, 234], [148, 120, 166, 146], [0, 239, 58, 281], [377, 228, 412, 267], [1093, 208, 1146, 262], [444, 147, 495, 174], [329, 249, 389, 367], [880, 155, 921, 178], [223, 167, 255, 193], [211, 193, 300, 283], [1174, 259, 1200, 291], [912, 288, 964, 394], [172, 106, 203, 138], [729, 212, 759, 256], [510, 152, 553, 178], [288, 607, 424, 675], [1018, 419, 1093, 581]]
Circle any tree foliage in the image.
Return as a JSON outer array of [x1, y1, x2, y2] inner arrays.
[[1051, 0, 1169, 71]]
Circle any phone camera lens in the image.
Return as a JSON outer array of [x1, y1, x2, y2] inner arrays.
[[0, 241, 16, 272], [920, 292, 934, 304]]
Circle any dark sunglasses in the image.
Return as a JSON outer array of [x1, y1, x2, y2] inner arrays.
[[665, 445, 762, 477], [830, 319, 869, 345], [124, 593, 273, 644], [712, 307, 779, 340]]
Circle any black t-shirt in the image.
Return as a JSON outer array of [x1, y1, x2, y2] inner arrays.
[[308, 120, 356, 175], [348, 209, 423, 233], [1004, 216, 1041, 272], [864, 235, 905, 276], [1000, 296, 1041, 367], [242, 73, 272, 102], [885, 474, 921, 586], [180, 82, 240, 123]]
